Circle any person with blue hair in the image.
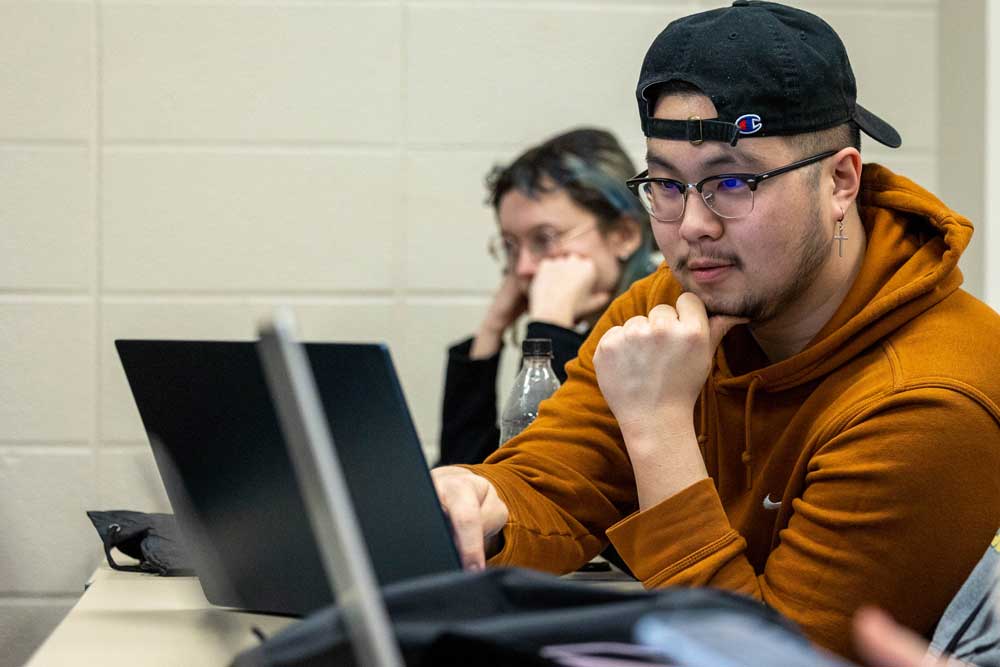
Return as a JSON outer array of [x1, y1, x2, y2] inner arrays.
[[438, 128, 658, 466]]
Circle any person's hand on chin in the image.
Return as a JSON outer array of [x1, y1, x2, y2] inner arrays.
[[593, 292, 746, 509], [529, 255, 610, 328], [471, 271, 528, 359]]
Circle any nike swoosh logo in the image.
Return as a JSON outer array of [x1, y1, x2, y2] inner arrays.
[[762, 494, 782, 511]]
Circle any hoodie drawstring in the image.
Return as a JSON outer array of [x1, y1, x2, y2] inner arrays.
[[742, 375, 763, 489], [697, 385, 708, 457]]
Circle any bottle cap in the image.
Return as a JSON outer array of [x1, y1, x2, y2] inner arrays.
[[522, 338, 553, 357]]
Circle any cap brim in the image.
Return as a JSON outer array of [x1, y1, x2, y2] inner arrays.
[[853, 104, 902, 148]]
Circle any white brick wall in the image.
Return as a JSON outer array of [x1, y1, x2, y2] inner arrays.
[[0, 1, 968, 664]]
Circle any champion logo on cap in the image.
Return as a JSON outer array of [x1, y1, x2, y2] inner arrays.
[[736, 114, 762, 134]]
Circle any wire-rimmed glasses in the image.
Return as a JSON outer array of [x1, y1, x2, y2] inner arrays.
[[488, 222, 597, 269], [625, 150, 838, 222]]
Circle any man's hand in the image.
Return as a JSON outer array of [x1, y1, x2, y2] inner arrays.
[[592, 292, 745, 508], [529, 255, 611, 328], [593, 292, 744, 438], [430, 466, 509, 571]]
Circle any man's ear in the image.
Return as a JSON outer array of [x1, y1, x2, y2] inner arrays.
[[830, 146, 862, 214]]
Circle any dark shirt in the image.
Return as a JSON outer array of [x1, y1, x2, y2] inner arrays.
[[437, 321, 587, 466]]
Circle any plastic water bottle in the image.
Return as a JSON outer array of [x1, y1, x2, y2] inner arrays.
[[499, 338, 561, 444]]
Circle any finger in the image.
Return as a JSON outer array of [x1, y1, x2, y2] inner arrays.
[[557, 252, 592, 266], [674, 292, 709, 331], [438, 482, 487, 571], [596, 325, 623, 354], [647, 303, 678, 328], [648, 303, 678, 320], [853, 607, 945, 667], [535, 255, 563, 272], [533, 256, 552, 270], [622, 315, 652, 335]]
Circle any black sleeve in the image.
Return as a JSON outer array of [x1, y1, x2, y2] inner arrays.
[[437, 337, 503, 466], [436, 324, 586, 466]]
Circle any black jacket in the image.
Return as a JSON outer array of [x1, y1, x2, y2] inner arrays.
[[437, 321, 586, 465]]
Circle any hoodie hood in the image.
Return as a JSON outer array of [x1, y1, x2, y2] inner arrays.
[[699, 163, 973, 490], [714, 162, 972, 392]]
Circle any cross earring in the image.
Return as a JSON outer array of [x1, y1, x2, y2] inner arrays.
[[833, 207, 847, 257]]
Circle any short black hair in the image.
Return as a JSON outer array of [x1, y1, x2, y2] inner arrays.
[[486, 128, 639, 225], [789, 123, 861, 155]]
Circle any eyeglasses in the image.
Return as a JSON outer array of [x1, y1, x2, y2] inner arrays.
[[625, 150, 837, 222], [488, 222, 597, 268]]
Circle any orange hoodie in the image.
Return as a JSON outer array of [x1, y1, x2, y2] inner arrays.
[[469, 164, 1000, 659]]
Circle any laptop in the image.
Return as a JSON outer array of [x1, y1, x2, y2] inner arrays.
[[257, 310, 404, 667], [115, 332, 461, 617]]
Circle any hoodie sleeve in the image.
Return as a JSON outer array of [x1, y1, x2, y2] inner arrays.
[[468, 270, 673, 569], [470, 272, 1000, 658]]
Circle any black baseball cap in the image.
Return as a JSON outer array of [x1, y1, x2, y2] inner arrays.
[[637, 0, 901, 148]]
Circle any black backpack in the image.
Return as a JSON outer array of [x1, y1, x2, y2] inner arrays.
[[231, 567, 853, 667]]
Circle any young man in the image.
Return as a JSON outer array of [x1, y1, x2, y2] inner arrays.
[[432, 1, 1000, 658]]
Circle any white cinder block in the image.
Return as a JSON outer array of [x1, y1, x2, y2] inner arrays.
[[97, 447, 171, 514], [864, 152, 936, 197], [819, 9, 937, 150], [102, 4, 401, 142], [100, 299, 400, 442], [397, 299, 493, 461], [102, 151, 401, 291], [0, 4, 92, 140], [0, 149, 93, 291], [0, 449, 99, 594], [404, 149, 517, 291], [0, 601, 74, 667], [406, 6, 679, 145], [622, 140, 647, 176], [0, 303, 94, 442]]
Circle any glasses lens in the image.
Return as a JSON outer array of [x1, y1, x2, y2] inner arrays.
[[701, 177, 753, 218], [488, 236, 517, 266], [527, 230, 561, 259], [639, 180, 685, 221]]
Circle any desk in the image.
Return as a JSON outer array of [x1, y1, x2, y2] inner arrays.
[[28, 561, 641, 666], [26, 563, 295, 667]]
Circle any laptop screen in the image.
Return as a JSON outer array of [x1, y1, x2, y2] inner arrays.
[[258, 312, 404, 667], [116, 338, 460, 616]]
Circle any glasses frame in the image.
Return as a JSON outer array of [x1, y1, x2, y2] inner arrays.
[[488, 222, 598, 268], [625, 149, 839, 222]]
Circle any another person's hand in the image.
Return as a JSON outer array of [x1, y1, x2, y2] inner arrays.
[[471, 272, 528, 359], [853, 606, 970, 667], [529, 255, 610, 328], [430, 466, 509, 571]]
